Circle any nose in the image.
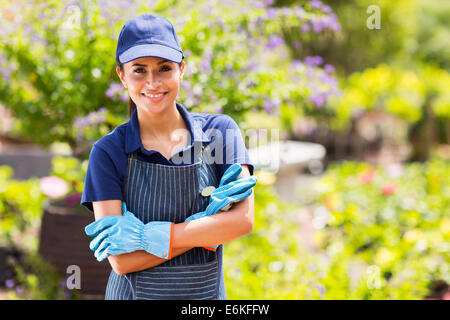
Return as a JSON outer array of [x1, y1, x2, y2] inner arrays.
[[143, 71, 163, 88]]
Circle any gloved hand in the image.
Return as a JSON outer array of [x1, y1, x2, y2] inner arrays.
[[185, 163, 257, 251], [185, 175, 257, 222], [85, 202, 174, 262]]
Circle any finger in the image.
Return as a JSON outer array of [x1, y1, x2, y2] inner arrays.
[[96, 247, 110, 262], [205, 197, 230, 216], [228, 188, 253, 202], [89, 228, 110, 251], [219, 163, 242, 187], [85, 215, 120, 237], [94, 238, 111, 262], [123, 210, 135, 218], [214, 176, 257, 197]]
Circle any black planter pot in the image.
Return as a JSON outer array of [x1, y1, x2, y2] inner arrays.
[[38, 200, 111, 298]]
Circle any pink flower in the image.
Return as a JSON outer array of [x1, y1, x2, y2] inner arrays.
[[381, 181, 397, 195], [40, 176, 69, 198], [358, 169, 375, 184]]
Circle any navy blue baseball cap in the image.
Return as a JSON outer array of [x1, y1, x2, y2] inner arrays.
[[116, 13, 184, 64]]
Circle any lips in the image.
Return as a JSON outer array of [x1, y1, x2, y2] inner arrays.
[[141, 91, 168, 103]]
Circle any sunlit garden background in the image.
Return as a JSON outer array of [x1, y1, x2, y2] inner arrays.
[[0, 0, 448, 299]]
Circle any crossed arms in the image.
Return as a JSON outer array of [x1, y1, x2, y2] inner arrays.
[[92, 165, 254, 275]]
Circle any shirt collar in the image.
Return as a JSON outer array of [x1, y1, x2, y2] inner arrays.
[[125, 102, 211, 154]]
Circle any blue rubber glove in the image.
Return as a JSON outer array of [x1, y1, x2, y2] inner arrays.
[[85, 202, 174, 262], [185, 175, 257, 222], [185, 163, 257, 251]]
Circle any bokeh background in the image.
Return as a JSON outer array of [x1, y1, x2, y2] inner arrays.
[[0, 0, 448, 300]]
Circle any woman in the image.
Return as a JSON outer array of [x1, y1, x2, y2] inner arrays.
[[81, 13, 256, 300]]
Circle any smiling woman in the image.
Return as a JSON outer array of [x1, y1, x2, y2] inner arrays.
[[117, 58, 184, 118], [80, 13, 257, 300]]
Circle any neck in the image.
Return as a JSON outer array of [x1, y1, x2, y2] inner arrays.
[[137, 103, 186, 142]]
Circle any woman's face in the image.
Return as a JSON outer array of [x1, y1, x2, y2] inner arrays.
[[117, 56, 184, 115]]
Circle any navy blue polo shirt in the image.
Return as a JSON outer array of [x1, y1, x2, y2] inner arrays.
[[81, 102, 254, 213]]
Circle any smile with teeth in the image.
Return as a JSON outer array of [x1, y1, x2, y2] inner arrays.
[[143, 92, 166, 97], [141, 91, 168, 102]]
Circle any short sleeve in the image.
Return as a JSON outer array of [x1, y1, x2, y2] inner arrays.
[[213, 116, 254, 178], [81, 144, 124, 213]]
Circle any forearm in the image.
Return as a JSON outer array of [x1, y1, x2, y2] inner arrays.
[[109, 246, 193, 276], [172, 192, 254, 248]]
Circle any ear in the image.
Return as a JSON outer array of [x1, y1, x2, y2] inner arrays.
[[179, 60, 185, 82], [116, 66, 128, 89]]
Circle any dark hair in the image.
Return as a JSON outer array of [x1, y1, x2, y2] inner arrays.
[[117, 60, 183, 118]]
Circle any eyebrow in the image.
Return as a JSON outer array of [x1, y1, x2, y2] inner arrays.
[[131, 59, 171, 67]]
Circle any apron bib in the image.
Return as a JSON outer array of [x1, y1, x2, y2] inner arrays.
[[104, 143, 226, 300]]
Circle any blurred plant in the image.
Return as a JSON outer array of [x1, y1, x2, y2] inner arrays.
[[311, 156, 450, 299], [225, 154, 449, 299], [0, 165, 46, 250], [327, 64, 450, 130], [224, 174, 330, 299], [281, 0, 419, 75], [0, 0, 342, 159], [5, 251, 81, 300], [39, 155, 88, 209], [0, 154, 88, 300]]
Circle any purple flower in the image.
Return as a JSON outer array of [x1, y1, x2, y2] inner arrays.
[[181, 81, 191, 90], [105, 82, 123, 98], [314, 283, 326, 294], [250, 0, 264, 9], [266, 8, 278, 19], [291, 60, 302, 69], [63, 193, 82, 206], [119, 93, 128, 102], [304, 56, 323, 66], [309, 0, 323, 9], [183, 49, 192, 58], [199, 51, 213, 75], [322, 5, 332, 13], [5, 279, 14, 289], [308, 94, 325, 108], [15, 285, 23, 295], [282, 8, 291, 16], [266, 34, 284, 50], [324, 64, 335, 73], [300, 23, 310, 33], [265, 0, 274, 5], [263, 98, 280, 114], [311, 18, 324, 33]]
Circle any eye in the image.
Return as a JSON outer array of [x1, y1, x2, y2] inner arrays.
[[134, 67, 145, 74], [160, 65, 172, 72]]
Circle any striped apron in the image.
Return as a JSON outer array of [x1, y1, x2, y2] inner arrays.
[[104, 143, 226, 300]]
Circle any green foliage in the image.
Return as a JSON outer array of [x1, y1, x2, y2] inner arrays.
[[283, 0, 419, 74], [225, 155, 449, 299], [0, 154, 87, 299], [7, 252, 81, 300], [224, 181, 328, 299], [0, 166, 46, 249], [414, 0, 450, 70], [327, 64, 450, 130], [0, 0, 341, 158], [314, 156, 449, 299]]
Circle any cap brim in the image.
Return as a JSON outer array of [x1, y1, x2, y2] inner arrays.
[[119, 44, 183, 64]]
